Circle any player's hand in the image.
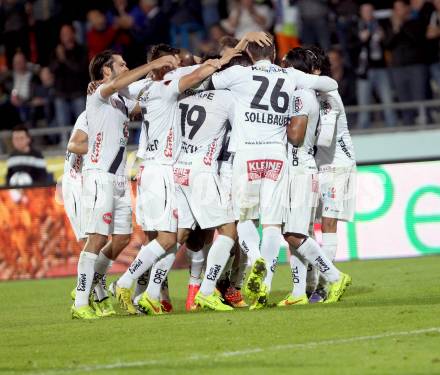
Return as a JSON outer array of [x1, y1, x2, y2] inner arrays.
[[244, 31, 272, 47], [87, 80, 102, 95], [151, 55, 179, 70], [219, 48, 242, 66]]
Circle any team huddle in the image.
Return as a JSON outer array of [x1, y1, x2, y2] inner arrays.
[[61, 31, 356, 320]]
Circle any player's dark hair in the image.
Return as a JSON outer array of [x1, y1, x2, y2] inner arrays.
[[218, 36, 239, 51], [304, 45, 331, 77], [283, 48, 313, 74], [150, 44, 180, 62], [246, 34, 275, 63], [200, 53, 221, 63], [89, 49, 118, 81], [222, 52, 253, 69], [12, 124, 30, 135]]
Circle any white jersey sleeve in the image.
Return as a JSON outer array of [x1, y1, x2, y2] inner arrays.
[[211, 66, 243, 90], [291, 89, 317, 118], [316, 90, 356, 167], [120, 78, 151, 101], [63, 111, 88, 179], [75, 111, 88, 134], [287, 68, 338, 92]]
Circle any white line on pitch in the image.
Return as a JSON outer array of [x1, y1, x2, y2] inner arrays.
[[25, 327, 440, 375]]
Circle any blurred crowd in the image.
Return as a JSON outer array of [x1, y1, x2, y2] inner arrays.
[[1, 0, 440, 140]]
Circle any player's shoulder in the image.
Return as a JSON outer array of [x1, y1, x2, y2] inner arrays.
[[295, 88, 318, 106], [73, 111, 88, 131]]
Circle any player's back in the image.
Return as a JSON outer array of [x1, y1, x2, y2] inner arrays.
[[177, 89, 234, 170], [316, 90, 356, 167], [137, 78, 182, 165], [211, 60, 296, 151]]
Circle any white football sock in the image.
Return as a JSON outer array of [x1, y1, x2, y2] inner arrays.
[[74, 251, 98, 308], [231, 252, 248, 289], [199, 235, 235, 296], [186, 247, 204, 285], [133, 270, 150, 305], [237, 220, 261, 265], [322, 233, 338, 261], [261, 226, 281, 292], [117, 240, 166, 289], [296, 237, 339, 283], [146, 248, 177, 300], [92, 251, 113, 301], [289, 247, 307, 297]]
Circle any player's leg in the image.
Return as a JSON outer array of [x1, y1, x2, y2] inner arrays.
[[278, 244, 309, 306], [72, 171, 113, 319], [223, 243, 248, 308], [237, 219, 261, 265], [247, 154, 287, 309], [116, 164, 177, 313], [285, 232, 351, 304], [186, 171, 236, 311], [132, 232, 156, 306], [184, 227, 207, 311], [195, 222, 236, 311]]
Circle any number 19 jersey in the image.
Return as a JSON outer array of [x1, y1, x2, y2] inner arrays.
[[176, 89, 234, 171]]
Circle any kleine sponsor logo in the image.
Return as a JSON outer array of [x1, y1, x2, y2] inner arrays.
[[164, 128, 174, 158], [103, 212, 113, 224], [203, 139, 217, 166], [91, 132, 103, 163], [246, 159, 283, 181]]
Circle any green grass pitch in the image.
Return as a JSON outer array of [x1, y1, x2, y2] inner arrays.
[[1, 256, 440, 375]]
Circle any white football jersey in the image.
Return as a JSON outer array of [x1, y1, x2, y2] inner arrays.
[[63, 111, 88, 180], [176, 90, 234, 171], [218, 121, 233, 164], [124, 78, 181, 165], [83, 89, 136, 176], [288, 88, 319, 171], [210, 60, 336, 152], [316, 90, 356, 167]]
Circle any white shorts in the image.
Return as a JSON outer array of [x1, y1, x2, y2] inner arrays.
[[176, 166, 234, 230], [137, 161, 177, 233], [283, 168, 319, 235], [219, 161, 233, 194], [317, 164, 356, 222], [81, 170, 133, 236], [232, 147, 288, 225], [62, 176, 85, 241]]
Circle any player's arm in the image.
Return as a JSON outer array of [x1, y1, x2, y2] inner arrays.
[[99, 55, 178, 99], [317, 99, 338, 148], [287, 115, 308, 146], [289, 68, 338, 93], [67, 129, 88, 155], [177, 50, 240, 93]]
